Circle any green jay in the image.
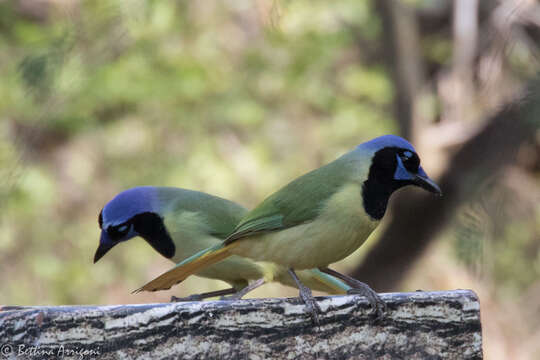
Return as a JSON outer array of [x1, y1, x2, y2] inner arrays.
[[135, 135, 442, 320], [95, 186, 351, 300]]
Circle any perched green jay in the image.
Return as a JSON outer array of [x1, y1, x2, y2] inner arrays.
[[135, 135, 442, 321]]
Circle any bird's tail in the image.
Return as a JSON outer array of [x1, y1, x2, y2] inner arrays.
[[305, 269, 352, 294], [133, 242, 236, 293]]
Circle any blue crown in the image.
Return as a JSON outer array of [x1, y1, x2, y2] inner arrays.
[[102, 186, 157, 226], [357, 135, 416, 153]]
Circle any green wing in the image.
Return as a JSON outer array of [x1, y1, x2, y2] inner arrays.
[[225, 158, 353, 243]]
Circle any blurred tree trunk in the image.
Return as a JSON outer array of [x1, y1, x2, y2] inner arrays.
[[376, 0, 424, 141], [449, 0, 478, 123], [351, 78, 540, 291]]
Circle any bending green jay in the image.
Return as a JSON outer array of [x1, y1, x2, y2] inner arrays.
[[95, 186, 351, 300]]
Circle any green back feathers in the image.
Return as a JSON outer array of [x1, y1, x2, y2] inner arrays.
[[225, 154, 361, 243], [155, 187, 248, 239]]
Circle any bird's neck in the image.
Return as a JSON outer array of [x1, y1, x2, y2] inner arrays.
[[338, 149, 390, 220], [133, 212, 176, 259], [357, 147, 406, 221], [361, 168, 408, 220], [361, 180, 394, 220]]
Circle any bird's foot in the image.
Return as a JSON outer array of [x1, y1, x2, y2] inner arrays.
[[170, 294, 203, 302], [171, 288, 238, 302], [288, 268, 321, 326], [319, 267, 386, 320], [220, 278, 266, 301], [347, 282, 386, 320], [298, 283, 322, 326]]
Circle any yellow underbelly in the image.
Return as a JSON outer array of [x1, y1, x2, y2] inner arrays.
[[231, 183, 379, 269]]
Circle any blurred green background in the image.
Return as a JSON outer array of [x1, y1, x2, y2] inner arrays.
[[1, 1, 539, 359]]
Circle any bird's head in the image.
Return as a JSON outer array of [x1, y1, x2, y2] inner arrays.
[[94, 186, 175, 263], [357, 135, 442, 220]]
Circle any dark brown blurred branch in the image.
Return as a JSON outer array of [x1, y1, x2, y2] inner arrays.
[[377, 0, 425, 140], [352, 78, 540, 291]]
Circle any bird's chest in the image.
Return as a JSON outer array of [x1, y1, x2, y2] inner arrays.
[[237, 184, 379, 269], [168, 232, 214, 264], [303, 185, 379, 266], [163, 214, 220, 264]]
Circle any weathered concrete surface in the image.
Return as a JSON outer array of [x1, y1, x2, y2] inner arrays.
[[0, 290, 482, 359]]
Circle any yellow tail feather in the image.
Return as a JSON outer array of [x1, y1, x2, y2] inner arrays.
[[134, 244, 236, 293]]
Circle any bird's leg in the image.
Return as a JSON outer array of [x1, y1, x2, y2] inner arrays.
[[288, 268, 322, 326], [170, 287, 237, 302], [319, 267, 387, 319], [220, 278, 266, 300]]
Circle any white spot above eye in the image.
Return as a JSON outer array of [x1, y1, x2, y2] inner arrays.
[[117, 224, 129, 233], [403, 151, 413, 159]]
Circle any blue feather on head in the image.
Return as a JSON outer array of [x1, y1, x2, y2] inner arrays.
[[95, 186, 176, 263], [357, 134, 416, 153], [102, 186, 157, 227]]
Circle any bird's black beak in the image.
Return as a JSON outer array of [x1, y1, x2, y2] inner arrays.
[[413, 167, 442, 196], [94, 231, 115, 263]]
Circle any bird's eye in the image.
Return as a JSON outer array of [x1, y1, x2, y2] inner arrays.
[[401, 151, 413, 160], [400, 150, 419, 173], [107, 223, 131, 240]]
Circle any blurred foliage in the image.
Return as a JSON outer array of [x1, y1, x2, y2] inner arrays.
[[453, 174, 540, 298], [0, 3, 538, 348], [1, 0, 397, 305]]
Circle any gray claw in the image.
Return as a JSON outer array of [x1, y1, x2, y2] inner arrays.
[[288, 269, 321, 326], [347, 286, 386, 320], [170, 294, 202, 302], [299, 284, 321, 326]]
